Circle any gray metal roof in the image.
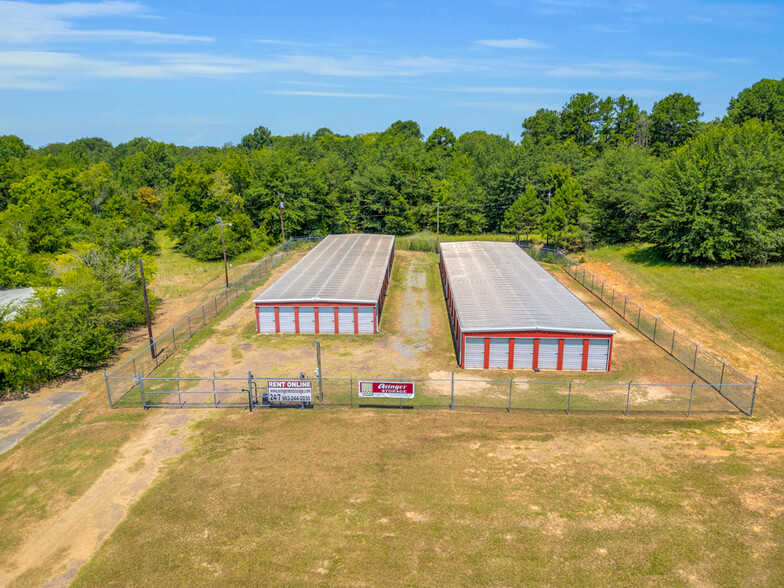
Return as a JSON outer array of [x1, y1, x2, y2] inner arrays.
[[254, 234, 394, 305], [441, 241, 615, 335]]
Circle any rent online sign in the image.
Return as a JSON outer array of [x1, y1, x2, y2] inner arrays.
[[358, 381, 415, 399], [267, 380, 313, 403]]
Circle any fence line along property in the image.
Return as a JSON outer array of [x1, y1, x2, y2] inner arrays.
[[519, 245, 758, 417], [124, 372, 746, 416], [104, 237, 323, 408]]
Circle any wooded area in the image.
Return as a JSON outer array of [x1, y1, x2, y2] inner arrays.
[[1, 77, 783, 395]]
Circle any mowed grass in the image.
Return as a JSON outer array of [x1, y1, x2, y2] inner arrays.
[[73, 411, 784, 587], [585, 244, 784, 359]]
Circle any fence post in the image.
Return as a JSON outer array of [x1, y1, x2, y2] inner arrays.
[[637, 307, 642, 329], [248, 371, 253, 412], [508, 378, 513, 413], [213, 371, 217, 407], [177, 371, 182, 407], [214, 296, 218, 317], [350, 375, 353, 409], [225, 288, 229, 306], [104, 369, 113, 409], [749, 375, 758, 417], [450, 370, 455, 411], [688, 381, 695, 417], [132, 356, 136, 377], [202, 305, 206, 326], [600, 281, 604, 300], [719, 363, 726, 394], [671, 330, 676, 355], [567, 380, 572, 415], [139, 372, 147, 409], [625, 381, 632, 416], [653, 317, 658, 343], [693, 343, 699, 372], [171, 327, 177, 351], [611, 289, 615, 309], [187, 315, 192, 339], [623, 297, 627, 320]]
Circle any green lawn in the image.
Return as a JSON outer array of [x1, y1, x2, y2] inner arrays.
[[585, 244, 784, 358]]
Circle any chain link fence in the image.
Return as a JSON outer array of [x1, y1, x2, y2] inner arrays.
[[111, 372, 743, 416], [520, 245, 758, 416], [104, 237, 323, 407]]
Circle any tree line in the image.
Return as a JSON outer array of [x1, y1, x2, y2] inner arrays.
[[0, 77, 783, 395]]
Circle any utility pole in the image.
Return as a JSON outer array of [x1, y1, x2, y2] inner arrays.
[[216, 217, 232, 288], [278, 192, 286, 242], [139, 258, 155, 360], [436, 203, 440, 252], [314, 340, 323, 401]]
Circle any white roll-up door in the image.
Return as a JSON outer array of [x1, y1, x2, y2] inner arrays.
[[538, 338, 559, 369], [258, 307, 275, 333], [587, 339, 610, 371], [562, 339, 584, 370], [513, 338, 534, 369], [488, 338, 509, 369], [318, 307, 335, 334], [357, 307, 374, 333], [299, 307, 316, 334], [464, 337, 485, 368], [338, 307, 355, 334], [278, 307, 296, 333]]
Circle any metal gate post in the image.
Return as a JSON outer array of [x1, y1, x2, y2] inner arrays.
[[693, 343, 699, 371], [212, 371, 217, 407], [350, 376, 353, 408], [450, 370, 455, 411], [567, 380, 572, 415], [177, 371, 182, 407], [653, 317, 658, 343], [637, 307, 642, 329], [719, 363, 726, 394], [688, 381, 695, 417], [749, 375, 758, 417], [248, 371, 253, 412], [671, 330, 676, 355], [623, 297, 627, 320], [508, 378, 513, 413], [132, 356, 137, 377], [139, 372, 147, 409], [625, 381, 631, 416], [104, 369, 113, 409]]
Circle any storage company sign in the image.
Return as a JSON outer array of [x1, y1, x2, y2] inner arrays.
[[358, 381, 415, 399], [267, 380, 313, 403]]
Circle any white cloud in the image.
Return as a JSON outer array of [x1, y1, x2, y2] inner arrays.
[[268, 90, 401, 99], [448, 86, 570, 95], [476, 38, 547, 49], [0, 1, 211, 44], [546, 60, 712, 82]]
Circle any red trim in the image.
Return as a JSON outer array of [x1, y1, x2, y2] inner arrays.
[[483, 338, 490, 369], [462, 330, 612, 340], [294, 307, 300, 334], [508, 338, 515, 370], [334, 307, 339, 334], [255, 305, 260, 333], [256, 301, 372, 308], [557, 339, 565, 371], [353, 307, 359, 334], [314, 307, 320, 334], [582, 339, 590, 371], [274, 307, 280, 333], [533, 339, 540, 370], [373, 306, 378, 334], [607, 335, 614, 371], [460, 332, 466, 368]]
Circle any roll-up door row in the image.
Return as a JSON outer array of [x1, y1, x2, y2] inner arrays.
[[461, 336, 610, 371], [258, 307, 275, 333], [357, 307, 374, 333], [338, 307, 355, 334], [278, 307, 296, 333], [298, 307, 316, 334], [318, 307, 335, 334]]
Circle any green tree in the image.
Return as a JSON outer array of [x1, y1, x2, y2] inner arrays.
[[502, 185, 544, 242], [240, 125, 272, 151], [598, 95, 641, 148], [522, 109, 561, 144], [727, 78, 784, 134], [425, 126, 456, 152], [649, 93, 702, 155], [644, 120, 784, 263], [560, 93, 602, 146]]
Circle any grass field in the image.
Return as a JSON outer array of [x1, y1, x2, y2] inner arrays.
[[3, 238, 784, 586]]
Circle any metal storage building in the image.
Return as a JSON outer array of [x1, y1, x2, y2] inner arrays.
[[254, 234, 394, 335], [439, 241, 615, 371]]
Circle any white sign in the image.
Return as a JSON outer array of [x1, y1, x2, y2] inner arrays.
[[267, 379, 313, 403], [358, 381, 415, 399]]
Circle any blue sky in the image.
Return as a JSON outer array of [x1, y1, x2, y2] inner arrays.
[[0, 0, 782, 147]]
